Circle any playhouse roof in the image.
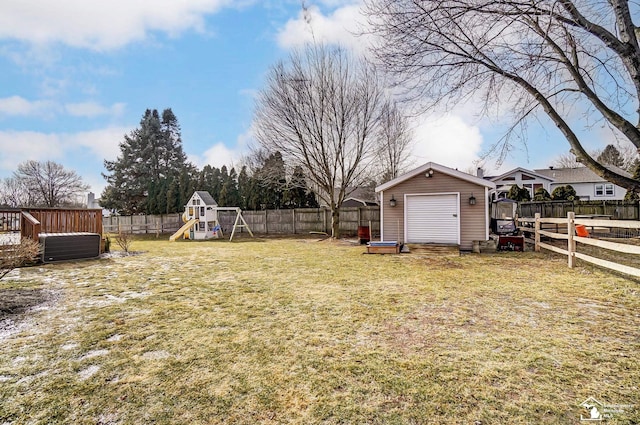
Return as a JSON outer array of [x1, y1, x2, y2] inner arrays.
[[195, 191, 217, 206]]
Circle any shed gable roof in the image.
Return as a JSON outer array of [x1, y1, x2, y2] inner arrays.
[[375, 162, 496, 192]]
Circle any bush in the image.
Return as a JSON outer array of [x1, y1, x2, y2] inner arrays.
[[533, 187, 551, 201], [506, 184, 531, 202], [115, 231, 134, 253], [0, 239, 40, 280], [551, 185, 579, 201]]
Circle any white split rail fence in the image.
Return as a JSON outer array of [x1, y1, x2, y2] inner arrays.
[[518, 212, 640, 277]]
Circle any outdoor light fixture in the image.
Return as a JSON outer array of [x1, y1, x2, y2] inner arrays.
[[389, 195, 397, 207], [425, 169, 434, 178], [469, 194, 477, 205]]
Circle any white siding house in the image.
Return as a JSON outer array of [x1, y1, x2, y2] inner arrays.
[[534, 166, 629, 201]]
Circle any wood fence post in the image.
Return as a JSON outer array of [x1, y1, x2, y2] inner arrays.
[[292, 209, 296, 234], [534, 213, 541, 252], [567, 211, 575, 268]]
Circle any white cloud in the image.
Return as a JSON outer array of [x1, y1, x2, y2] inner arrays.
[[277, 3, 370, 53], [65, 102, 126, 118], [0, 126, 129, 174], [193, 128, 253, 169], [66, 127, 131, 161], [0, 96, 126, 120], [0, 96, 57, 117], [409, 114, 483, 170], [0, 0, 239, 50], [0, 130, 63, 171]]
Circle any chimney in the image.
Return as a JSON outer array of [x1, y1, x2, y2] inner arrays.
[[477, 167, 484, 178], [549, 166, 554, 170], [87, 192, 95, 208]]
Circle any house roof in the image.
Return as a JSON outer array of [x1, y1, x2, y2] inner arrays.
[[194, 191, 217, 205], [490, 167, 555, 183], [375, 162, 496, 192], [534, 166, 631, 184]]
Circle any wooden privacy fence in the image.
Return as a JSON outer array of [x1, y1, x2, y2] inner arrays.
[[1, 208, 103, 242], [519, 200, 640, 220], [103, 206, 381, 237], [518, 212, 640, 277]]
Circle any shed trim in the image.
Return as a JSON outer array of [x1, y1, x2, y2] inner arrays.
[[376, 162, 496, 193]]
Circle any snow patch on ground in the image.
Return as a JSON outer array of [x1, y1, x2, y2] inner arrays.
[[78, 365, 100, 381], [79, 349, 109, 360], [141, 350, 171, 360]]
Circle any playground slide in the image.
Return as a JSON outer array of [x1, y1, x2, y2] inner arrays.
[[169, 218, 199, 241]]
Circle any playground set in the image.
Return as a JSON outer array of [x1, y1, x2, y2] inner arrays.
[[169, 191, 254, 242]]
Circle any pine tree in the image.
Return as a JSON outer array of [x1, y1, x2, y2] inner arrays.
[[597, 145, 624, 168], [102, 108, 194, 214]]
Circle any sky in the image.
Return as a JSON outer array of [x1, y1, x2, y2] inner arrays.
[[0, 0, 621, 199]]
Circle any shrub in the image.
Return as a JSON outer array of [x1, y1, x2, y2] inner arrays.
[[115, 231, 134, 253], [506, 184, 531, 202], [0, 238, 40, 280], [551, 185, 579, 201], [533, 187, 551, 201]]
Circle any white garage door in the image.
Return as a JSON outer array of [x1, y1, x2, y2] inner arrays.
[[406, 194, 459, 244]]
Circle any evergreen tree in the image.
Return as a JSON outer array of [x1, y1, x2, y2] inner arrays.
[[597, 145, 624, 168], [102, 108, 193, 214], [285, 166, 318, 208], [237, 166, 251, 210]]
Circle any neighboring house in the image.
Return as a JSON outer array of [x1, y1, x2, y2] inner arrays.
[[318, 186, 378, 208], [375, 162, 496, 250], [534, 166, 629, 201], [488, 168, 554, 199], [86, 192, 111, 217]]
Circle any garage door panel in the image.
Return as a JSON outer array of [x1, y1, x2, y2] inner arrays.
[[406, 194, 459, 244]]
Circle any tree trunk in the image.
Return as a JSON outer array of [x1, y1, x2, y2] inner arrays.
[[331, 207, 340, 239]]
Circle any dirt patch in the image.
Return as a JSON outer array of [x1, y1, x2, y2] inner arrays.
[[0, 288, 52, 318], [0, 288, 57, 341]]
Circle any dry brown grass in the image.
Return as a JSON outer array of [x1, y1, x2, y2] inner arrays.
[[0, 236, 638, 424]]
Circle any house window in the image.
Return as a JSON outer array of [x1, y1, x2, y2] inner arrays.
[[200, 207, 205, 216], [595, 184, 614, 197], [503, 176, 515, 181], [198, 222, 205, 231], [522, 174, 535, 180]]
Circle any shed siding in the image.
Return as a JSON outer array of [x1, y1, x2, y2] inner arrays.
[[381, 171, 488, 250]]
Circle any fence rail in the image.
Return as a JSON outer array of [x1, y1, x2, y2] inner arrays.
[[102, 206, 381, 237], [518, 212, 640, 277]]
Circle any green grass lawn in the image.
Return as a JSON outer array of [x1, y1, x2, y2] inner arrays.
[[1, 236, 639, 424]]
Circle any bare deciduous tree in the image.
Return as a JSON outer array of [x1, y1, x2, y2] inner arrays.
[[553, 152, 585, 169], [364, 0, 640, 191], [0, 177, 34, 208], [13, 160, 89, 207], [376, 101, 413, 181], [254, 44, 387, 237]]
